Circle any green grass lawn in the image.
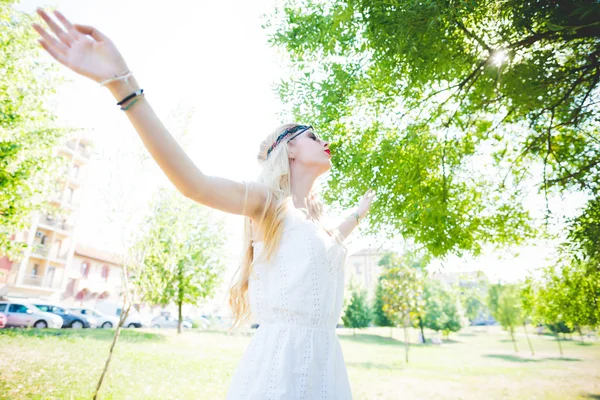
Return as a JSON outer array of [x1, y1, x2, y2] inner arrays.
[[0, 325, 598, 399]]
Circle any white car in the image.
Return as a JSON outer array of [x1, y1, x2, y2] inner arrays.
[[0, 301, 62, 329], [70, 307, 119, 329], [118, 310, 151, 328], [151, 315, 192, 329]]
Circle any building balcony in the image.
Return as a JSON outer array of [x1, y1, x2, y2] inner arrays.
[[73, 152, 90, 165], [48, 254, 68, 265], [31, 244, 49, 258], [58, 143, 75, 157], [77, 147, 92, 159], [68, 177, 83, 188], [37, 215, 75, 236], [20, 274, 62, 290], [21, 274, 44, 286]]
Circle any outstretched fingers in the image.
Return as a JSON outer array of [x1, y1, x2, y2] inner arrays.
[[53, 10, 85, 41], [32, 23, 69, 55], [36, 8, 74, 47], [37, 38, 69, 66]]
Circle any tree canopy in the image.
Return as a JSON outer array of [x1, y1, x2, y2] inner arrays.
[[267, 0, 600, 259], [131, 187, 227, 332]]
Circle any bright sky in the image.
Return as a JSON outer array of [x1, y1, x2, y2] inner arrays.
[[15, 0, 587, 284]]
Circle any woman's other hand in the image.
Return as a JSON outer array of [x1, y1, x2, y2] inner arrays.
[[357, 188, 376, 218]]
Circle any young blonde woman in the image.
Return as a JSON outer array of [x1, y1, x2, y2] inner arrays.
[[33, 9, 376, 399]]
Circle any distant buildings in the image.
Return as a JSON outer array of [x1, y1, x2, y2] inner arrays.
[[62, 243, 125, 308], [0, 133, 93, 302], [429, 270, 489, 288], [345, 247, 388, 301]]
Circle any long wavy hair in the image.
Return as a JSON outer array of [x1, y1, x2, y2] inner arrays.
[[227, 123, 340, 330]]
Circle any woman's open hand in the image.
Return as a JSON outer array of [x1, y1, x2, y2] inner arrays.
[[32, 8, 129, 84], [357, 188, 376, 218]]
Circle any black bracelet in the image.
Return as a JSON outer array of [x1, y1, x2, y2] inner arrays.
[[117, 89, 144, 106]]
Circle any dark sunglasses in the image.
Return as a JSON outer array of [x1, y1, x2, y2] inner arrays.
[[286, 125, 314, 142]]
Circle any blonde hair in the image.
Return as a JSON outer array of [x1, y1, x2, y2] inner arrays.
[[227, 123, 337, 330]]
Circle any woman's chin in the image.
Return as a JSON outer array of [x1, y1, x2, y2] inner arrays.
[[321, 161, 332, 173]]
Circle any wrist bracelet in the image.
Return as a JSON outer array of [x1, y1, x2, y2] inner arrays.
[[351, 212, 360, 224], [121, 94, 144, 111], [100, 70, 132, 86], [117, 89, 144, 106]]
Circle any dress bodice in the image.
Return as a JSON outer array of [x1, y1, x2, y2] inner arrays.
[[248, 207, 348, 330]]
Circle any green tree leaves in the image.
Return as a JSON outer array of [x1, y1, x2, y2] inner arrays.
[[342, 286, 372, 334], [422, 280, 463, 339], [268, 0, 599, 260], [131, 187, 227, 333], [488, 283, 523, 351], [1, 2, 70, 258]]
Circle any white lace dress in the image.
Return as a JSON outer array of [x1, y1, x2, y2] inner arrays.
[[226, 207, 352, 400]]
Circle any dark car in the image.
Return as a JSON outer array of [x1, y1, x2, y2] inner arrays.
[[33, 303, 94, 329]]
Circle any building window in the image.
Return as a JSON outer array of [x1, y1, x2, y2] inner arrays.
[[101, 265, 109, 281], [81, 261, 90, 278]]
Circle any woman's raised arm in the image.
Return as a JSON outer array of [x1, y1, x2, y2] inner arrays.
[[33, 8, 268, 218]]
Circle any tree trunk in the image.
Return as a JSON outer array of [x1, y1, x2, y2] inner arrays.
[[577, 326, 584, 344], [403, 315, 410, 364], [353, 328, 356, 336], [509, 326, 518, 352], [556, 332, 563, 357], [389, 326, 393, 338], [177, 298, 183, 335], [177, 263, 184, 335], [94, 292, 131, 400], [418, 316, 426, 343], [93, 276, 135, 400], [523, 323, 534, 356]]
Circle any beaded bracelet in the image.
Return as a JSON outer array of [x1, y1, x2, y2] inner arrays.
[[351, 211, 360, 224]]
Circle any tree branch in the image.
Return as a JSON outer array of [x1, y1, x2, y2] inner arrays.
[[508, 28, 600, 50], [546, 157, 600, 186], [456, 20, 491, 52]]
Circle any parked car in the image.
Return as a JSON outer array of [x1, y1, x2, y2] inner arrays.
[[121, 310, 151, 328], [150, 315, 192, 329], [184, 315, 211, 329], [0, 312, 6, 329], [70, 307, 119, 329], [33, 303, 94, 329], [0, 301, 62, 329]]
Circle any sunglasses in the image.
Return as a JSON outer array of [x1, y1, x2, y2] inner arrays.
[[286, 125, 315, 142]]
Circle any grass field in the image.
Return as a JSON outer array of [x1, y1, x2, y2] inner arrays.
[[0, 325, 598, 399]]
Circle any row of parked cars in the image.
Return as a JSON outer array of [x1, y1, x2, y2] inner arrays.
[[0, 299, 146, 330], [0, 298, 226, 330]]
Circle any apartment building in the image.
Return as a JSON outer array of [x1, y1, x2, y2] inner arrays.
[[0, 133, 93, 301]]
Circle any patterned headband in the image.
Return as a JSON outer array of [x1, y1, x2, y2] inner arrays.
[[266, 125, 313, 158]]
